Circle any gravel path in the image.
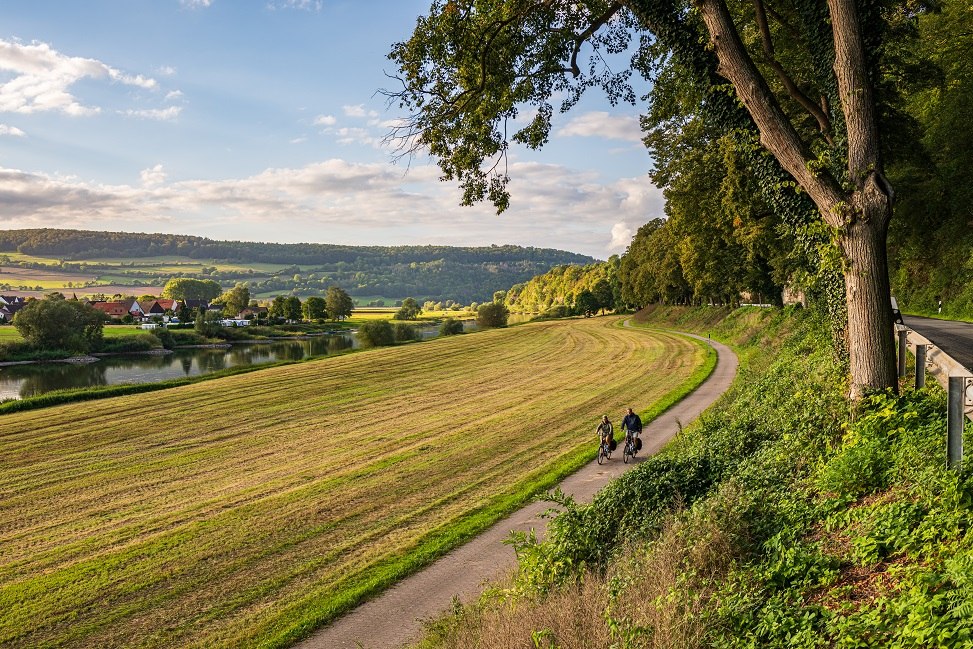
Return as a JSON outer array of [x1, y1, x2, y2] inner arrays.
[[295, 329, 738, 649]]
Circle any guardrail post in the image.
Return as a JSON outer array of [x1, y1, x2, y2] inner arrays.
[[915, 344, 927, 389], [948, 376, 966, 470], [897, 328, 908, 378]]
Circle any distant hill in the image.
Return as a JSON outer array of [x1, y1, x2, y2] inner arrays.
[[0, 229, 597, 304]]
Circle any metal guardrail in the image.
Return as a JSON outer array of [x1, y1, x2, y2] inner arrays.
[[896, 325, 973, 469]]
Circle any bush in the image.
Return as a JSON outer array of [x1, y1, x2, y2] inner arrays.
[[393, 322, 419, 342], [14, 296, 104, 353], [98, 333, 161, 353], [356, 320, 395, 347], [439, 317, 464, 336], [477, 302, 509, 328], [169, 331, 208, 346]]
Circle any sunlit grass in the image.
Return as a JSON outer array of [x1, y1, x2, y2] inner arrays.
[[0, 316, 710, 648]]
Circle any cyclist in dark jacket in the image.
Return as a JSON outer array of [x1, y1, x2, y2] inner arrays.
[[621, 407, 642, 448]]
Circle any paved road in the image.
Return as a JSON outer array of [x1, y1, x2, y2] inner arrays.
[[295, 330, 738, 649], [903, 315, 973, 371]]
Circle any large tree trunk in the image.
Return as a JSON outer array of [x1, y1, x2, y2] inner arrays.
[[693, 0, 899, 397], [839, 181, 898, 399]]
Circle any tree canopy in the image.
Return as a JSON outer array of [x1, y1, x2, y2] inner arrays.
[[390, 0, 921, 396], [14, 295, 104, 353]]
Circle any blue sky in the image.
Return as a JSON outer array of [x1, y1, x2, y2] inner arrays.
[[0, 1, 663, 259]]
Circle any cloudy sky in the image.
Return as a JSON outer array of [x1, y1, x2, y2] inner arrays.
[[0, 1, 664, 259]]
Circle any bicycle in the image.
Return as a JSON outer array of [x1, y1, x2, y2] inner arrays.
[[622, 430, 641, 464], [597, 436, 613, 464]]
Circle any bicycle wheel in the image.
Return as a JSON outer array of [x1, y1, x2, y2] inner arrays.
[[623, 442, 631, 463], [597, 444, 606, 465]]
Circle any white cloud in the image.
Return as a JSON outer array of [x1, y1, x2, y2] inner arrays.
[[290, 136, 307, 144], [0, 124, 25, 137], [122, 106, 182, 121], [165, 90, 184, 101], [556, 111, 643, 143], [140, 164, 167, 186], [266, 0, 323, 10], [610, 222, 634, 250], [180, 0, 213, 8], [342, 104, 377, 119], [157, 65, 177, 77], [0, 158, 665, 258], [313, 114, 336, 126], [0, 38, 162, 116]]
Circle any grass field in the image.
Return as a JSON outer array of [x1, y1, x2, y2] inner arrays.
[[0, 316, 710, 648], [0, 326, 158, 342]]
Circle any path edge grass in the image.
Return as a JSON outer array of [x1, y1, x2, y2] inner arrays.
[[262, 328, 718, 648]]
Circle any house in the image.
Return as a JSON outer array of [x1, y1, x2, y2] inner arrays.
[[239, 306, 268, 319], [0, 301, 25, 322], [0, 295, 24, 306], [90, 301, 135, 320]]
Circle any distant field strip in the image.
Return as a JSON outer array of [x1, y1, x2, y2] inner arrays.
[[0, 317, 707, 648]]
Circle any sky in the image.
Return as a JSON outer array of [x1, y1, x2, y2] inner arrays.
[[0, 1, 665, 259]]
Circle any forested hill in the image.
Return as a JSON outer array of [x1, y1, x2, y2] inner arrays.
[[0, 229, 593, 267], [0, 229, 596, 303]]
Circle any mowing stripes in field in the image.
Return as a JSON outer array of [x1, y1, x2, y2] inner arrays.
[[0, 316, 707, 648]]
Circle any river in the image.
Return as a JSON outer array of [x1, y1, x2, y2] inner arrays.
[[0, 334, 360, 401]]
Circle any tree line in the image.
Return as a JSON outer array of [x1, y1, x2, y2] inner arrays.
[[389, 0, 973, 396]]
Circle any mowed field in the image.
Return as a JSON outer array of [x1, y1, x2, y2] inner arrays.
[[0, 317, 708, 648]]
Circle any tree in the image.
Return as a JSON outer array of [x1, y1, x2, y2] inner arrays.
[[283, 296, 303, 322], [591, 279, 615, 315], [162, 278, 222, 302], [439, 317, 465, 336], [14, 294, 104, 353], [395, 297, 422, 320], [303, 296, 328, 321], [390, 0, 905, 397], [325, 286, 354, 321], [214, 283, 250, 318], [476, 302, 509, 328], [356, 320, 395, 347], [268, 295, 288, 321], [574, 289, 599, 318]]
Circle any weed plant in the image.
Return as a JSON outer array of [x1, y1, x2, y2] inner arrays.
[[415, 306, 973, 649]]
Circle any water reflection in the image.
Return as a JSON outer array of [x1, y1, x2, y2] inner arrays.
[[0, 334, 357, 401]]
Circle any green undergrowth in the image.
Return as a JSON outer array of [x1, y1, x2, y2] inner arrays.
[[415, 305, 973, 649]]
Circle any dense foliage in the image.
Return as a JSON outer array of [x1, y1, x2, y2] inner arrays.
[[505, 260, 622, 315], [417, 306, 973, 648], [13, 295, 104, 354], [476, 302, 510, 328]]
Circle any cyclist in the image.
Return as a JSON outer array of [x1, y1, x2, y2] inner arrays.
[[596, 415, 613, 451], [621, 407, 642, 452]]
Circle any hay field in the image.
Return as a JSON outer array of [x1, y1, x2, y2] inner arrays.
[[0, 316, 708, 648]]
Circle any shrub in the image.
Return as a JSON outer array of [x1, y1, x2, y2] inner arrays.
[[98, 333, 161, 353], [439, 318, 464, 336], [356, 320, 395, 347], [393, 322, 418, 342], [477, 302, 509, 328]]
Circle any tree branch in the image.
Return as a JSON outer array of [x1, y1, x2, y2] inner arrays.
[[752, 0, 833, 143], [569, 2, 624, 76], [694, 0, 847, 221]]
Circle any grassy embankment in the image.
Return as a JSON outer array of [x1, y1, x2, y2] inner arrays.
[[416, 305, 973, 648], [0, 316, 713, 648]]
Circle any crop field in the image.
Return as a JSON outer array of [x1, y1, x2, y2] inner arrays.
[[0, 317, 709, 648]]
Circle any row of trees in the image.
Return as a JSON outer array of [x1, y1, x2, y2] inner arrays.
[[389, 0, 973, 396]]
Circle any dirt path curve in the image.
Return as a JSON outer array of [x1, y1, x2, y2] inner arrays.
[[295, 328, 737, 649]]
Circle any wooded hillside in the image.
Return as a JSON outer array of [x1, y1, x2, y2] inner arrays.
[[0, 229, 595, 303]]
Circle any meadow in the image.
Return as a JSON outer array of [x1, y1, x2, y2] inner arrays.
[[0, 316, 710, 648]]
